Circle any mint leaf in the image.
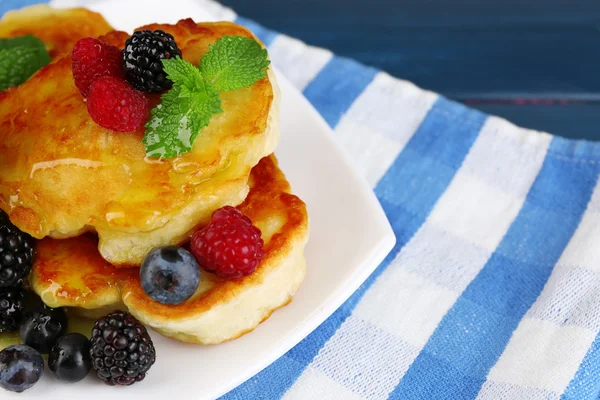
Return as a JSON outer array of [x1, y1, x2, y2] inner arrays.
[[200, 36, 270, 92], [143, 58, 222, 158], [0, 46, 51, 91], [0, 35, 46, 51], [0, 35, 50, 91], [162, 57, 204, 89]]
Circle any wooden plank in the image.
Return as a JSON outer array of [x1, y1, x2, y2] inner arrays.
[[221, 0, 600, 97], [221, 0, 600, 140]]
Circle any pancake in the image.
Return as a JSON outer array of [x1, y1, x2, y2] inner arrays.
[[0, 15, 280, 266], [0, 5, 112, 59], [31, 155, 309, 344]]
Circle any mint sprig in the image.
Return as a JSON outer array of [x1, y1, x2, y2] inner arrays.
[[143, 59, 222, 158], [200, 36, 270, 92], [144, 35, 271, 158]]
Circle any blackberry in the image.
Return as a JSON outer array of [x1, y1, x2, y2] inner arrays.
[[122, 30, 182, 93], [0, 287, 25, 333], [0, 210, 35, 288], [90, 311, 155, 386]]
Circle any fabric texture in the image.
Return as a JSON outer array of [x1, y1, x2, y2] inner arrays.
[[4, 1, 600, 398]]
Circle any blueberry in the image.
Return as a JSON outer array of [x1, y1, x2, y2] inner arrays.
[[20, 305, 68, 353], [140, 246, 200, 305], [0, 345, 44, 393], [49, 333, 92, 383]]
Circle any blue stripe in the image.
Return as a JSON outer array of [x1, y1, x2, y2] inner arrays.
[[0, 0, 47, 17], [220, 97, 487, 399], [562, 331, 600, 399], [221, 356, 307, 400], [303, 56, 378, 128], [234, 16, 279, 47], [390, 139, 600, 400]]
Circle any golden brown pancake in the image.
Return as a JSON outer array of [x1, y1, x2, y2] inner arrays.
[[0, 5, 112, 59], [31, 156, 309, 344], [0, 15, 280, 266]]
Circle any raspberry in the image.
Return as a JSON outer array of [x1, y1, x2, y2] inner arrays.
[[191, 206, 264, 279], [87, 76, 149, 132], [72, 37, 124, 97]]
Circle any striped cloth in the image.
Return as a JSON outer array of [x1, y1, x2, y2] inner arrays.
[[4, 1, 600, 398]]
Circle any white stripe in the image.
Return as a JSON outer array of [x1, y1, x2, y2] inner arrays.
[[482, 319, 594, 394], [555, 183, 600, 277], [268, 35, 333, 91], [333, 72, 438, 187], [286, 117, 551, 397], [309, 315, 421, 398], [356, 265, 459, 348], [477, 380, 560, 400]]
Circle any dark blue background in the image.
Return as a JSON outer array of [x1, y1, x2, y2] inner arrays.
[[1, 0, 598, 139], [221, 0, 600, 140]]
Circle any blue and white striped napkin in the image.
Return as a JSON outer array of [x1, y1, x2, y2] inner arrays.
[[4, 0, 600, 398]]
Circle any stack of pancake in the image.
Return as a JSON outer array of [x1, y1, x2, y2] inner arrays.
[[0, 6, 309, 345]]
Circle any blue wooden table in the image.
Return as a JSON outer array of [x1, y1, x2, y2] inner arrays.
[[221, 0, 600, 141]]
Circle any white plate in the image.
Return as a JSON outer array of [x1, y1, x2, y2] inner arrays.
[[10, 1, 396, 398]]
